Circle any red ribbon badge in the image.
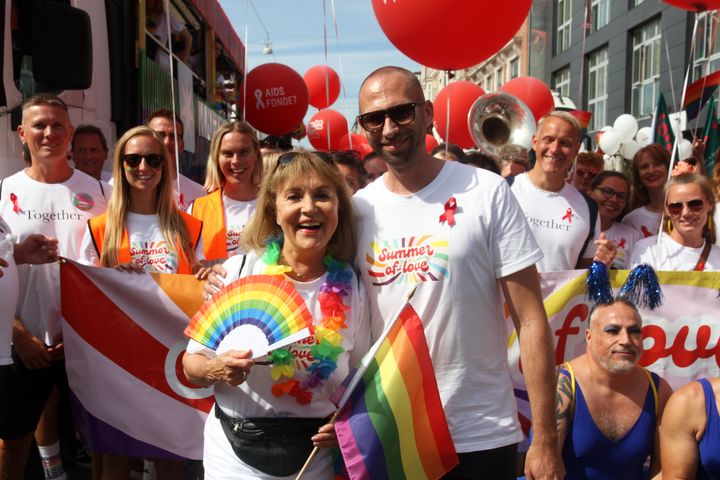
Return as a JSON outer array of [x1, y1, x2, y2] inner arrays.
[[618, 238, 626, 249], [178, 193, 186, 209], [561, 208, 573, 223], [9, 193, 21, 213], [439, 197, 457, 226]]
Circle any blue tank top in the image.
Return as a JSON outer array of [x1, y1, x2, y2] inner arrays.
[[561, 368, 658, 480], [698, 378, 720, 480]]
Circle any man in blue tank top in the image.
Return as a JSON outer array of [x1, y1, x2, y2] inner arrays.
[[555, 299, 672, 479], [661, 377, 720, 479]]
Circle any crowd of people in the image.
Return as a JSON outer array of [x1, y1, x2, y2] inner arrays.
[[0, 65, 719, 480]]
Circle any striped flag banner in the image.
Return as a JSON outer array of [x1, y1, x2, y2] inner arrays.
[[683, 70, 720, 120], [333, 304, 458, 480], [60, 259, 214, 459]]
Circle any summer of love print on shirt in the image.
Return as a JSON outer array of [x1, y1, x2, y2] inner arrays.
[[224, 197, 257, 256], [366, 236, 449, 286]]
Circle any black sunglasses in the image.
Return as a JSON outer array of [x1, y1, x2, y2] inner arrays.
[[594, 187, 628, 202], [666, 199, 705, 216], [123, 153, 164, 169], [357, 102, 419, 133], [275, 151, 334, 172]]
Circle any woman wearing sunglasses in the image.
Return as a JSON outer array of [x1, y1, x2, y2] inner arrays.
[[589, 171, 642, 269], [183, 151, 370, 479], [629, 173, 720, 270], [188, 122, 262, 261], [623, 144, 670, 238]]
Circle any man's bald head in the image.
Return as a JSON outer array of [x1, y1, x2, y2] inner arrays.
[[359, 67, 425, 108]]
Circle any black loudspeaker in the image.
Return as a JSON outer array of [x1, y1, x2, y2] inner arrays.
[[31, 0, 92, 90]]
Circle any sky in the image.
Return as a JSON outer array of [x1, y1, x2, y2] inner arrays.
[[217, 1, 420, 134]]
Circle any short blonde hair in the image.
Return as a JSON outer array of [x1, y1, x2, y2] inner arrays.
[[241, 150, 356, 262]]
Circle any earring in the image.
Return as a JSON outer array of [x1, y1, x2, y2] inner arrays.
[[708, 215, 714, 233], [667, 219, 673, 233]]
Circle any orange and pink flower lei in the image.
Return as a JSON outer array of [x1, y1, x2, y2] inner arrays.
[[261, 241, 352, 405]]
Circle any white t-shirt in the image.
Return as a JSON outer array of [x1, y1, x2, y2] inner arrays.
[[174, 174, 206, 211], [604, 222, 643, 269], [714, 204, 720, 245], [0, 216, 17, 366], [353, 161, 543, 452], [622, 206, 663, 239], [510, 173, 600, 272], [79, 212, 204, 272], [629, 232, 720, 271], [0, 169, 109, 344], [186, 251, 371, 420], [222, 196, 257, 256]]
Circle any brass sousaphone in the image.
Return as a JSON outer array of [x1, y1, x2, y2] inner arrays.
[[467, 92, 536, 157]]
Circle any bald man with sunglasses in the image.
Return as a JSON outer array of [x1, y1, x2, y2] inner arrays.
[[353, 66, 562, 480]]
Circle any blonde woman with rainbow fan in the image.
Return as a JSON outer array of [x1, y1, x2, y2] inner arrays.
[[183, 151, 370, 479]]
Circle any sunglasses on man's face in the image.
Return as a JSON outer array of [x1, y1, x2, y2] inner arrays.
[[123, 153, 164, 169], [666, 199, 705, 216], [357, 102, 419, 133]]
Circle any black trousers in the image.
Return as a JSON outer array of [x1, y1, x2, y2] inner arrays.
[[442, 443, 518, 480]]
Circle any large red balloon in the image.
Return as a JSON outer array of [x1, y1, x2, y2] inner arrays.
[[372, 0, 532, 70], [499, 77, 554, 122], [304, 65, 341, 109], [339, 133, 368, 154], [662, 0, 720, 11], [244, 63, 309, 135], [307, 110, 349, 151], [433, 81, 486, 149], [425, 134, 439, 153]]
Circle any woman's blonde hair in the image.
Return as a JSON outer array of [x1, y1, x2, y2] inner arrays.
[[204, 122, 263, 192], [663, 173, 716, 244], [102, 126, 195, 267], [241, 150, 356, 262]]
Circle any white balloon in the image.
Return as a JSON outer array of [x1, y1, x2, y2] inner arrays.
[[620, 139, 641, 160], [636, 126, 651, 146], [614, 114, 639, 144], [599, 128, 622, 156], [677, 139, 692, 160]]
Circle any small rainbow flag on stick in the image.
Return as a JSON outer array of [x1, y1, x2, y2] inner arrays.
[[331, 303, 458, 480], [683, 70, 720, 120]]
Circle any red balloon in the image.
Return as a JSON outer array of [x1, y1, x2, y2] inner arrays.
[[662, 0, 720, 11], [372, 0, 532, 70], [499, 77, 554, 122], [244, 63, 309, 135], [338, 133, 367, 154], [307, 110, 349, 151], [304, 65, 341, 109], [433, 81, 486, 149], [425, 134, 439, 153]]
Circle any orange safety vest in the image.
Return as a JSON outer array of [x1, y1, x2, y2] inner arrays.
[[189, 189, 227, 261], [88, 210, 203, 274]]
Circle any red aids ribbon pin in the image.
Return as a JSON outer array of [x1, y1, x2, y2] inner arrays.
[[9, 193, 21, 213], [561, 208, 573, 223], [178, 193, 186, 209], [618, 238, 626, 249], [439, 197, 457, 226]]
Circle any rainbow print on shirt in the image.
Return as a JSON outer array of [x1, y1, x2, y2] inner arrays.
[[365, 235, 449, 286], [129, 240, 178, 272]]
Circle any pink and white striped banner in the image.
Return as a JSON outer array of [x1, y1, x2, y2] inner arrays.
[[60, 260, 213, 459]]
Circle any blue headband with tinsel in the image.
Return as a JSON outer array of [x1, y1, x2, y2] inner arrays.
[[586, 261, 664, 310]]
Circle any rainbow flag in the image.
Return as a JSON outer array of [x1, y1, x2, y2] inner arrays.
[[333, 304, 458, 480], [683, 70, 720, 120]]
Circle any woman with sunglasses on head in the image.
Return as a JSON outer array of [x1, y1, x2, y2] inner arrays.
[[183, 151, 370, 479], [629, 173, 720, 271], [188, 122, 262, 262], [589, 171, 642, 269], [623, 144, 671, 238]]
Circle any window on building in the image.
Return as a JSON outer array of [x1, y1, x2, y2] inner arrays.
[[632, 0, 647, 6], [587, 48, 608, 132], [692, 12, 720, 82], [485, 74, 493, 92], [556, 0, 572, 53], [591, 0, 610, 32], [495, 67, 504, 90], [631, 19, 661, 118], [553, 67, 571, 99], [510, 57, 520, 79]]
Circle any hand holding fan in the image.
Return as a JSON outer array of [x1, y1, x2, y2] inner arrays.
[[185, 275, 313, 358]]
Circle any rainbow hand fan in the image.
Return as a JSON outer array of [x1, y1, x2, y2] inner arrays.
[[185, 275, 313, 358]]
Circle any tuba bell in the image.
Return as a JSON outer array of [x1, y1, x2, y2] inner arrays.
[[468, 92, 537, 158]]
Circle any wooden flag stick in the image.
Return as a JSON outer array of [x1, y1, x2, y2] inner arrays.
[[294, 408, 342, 480]]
